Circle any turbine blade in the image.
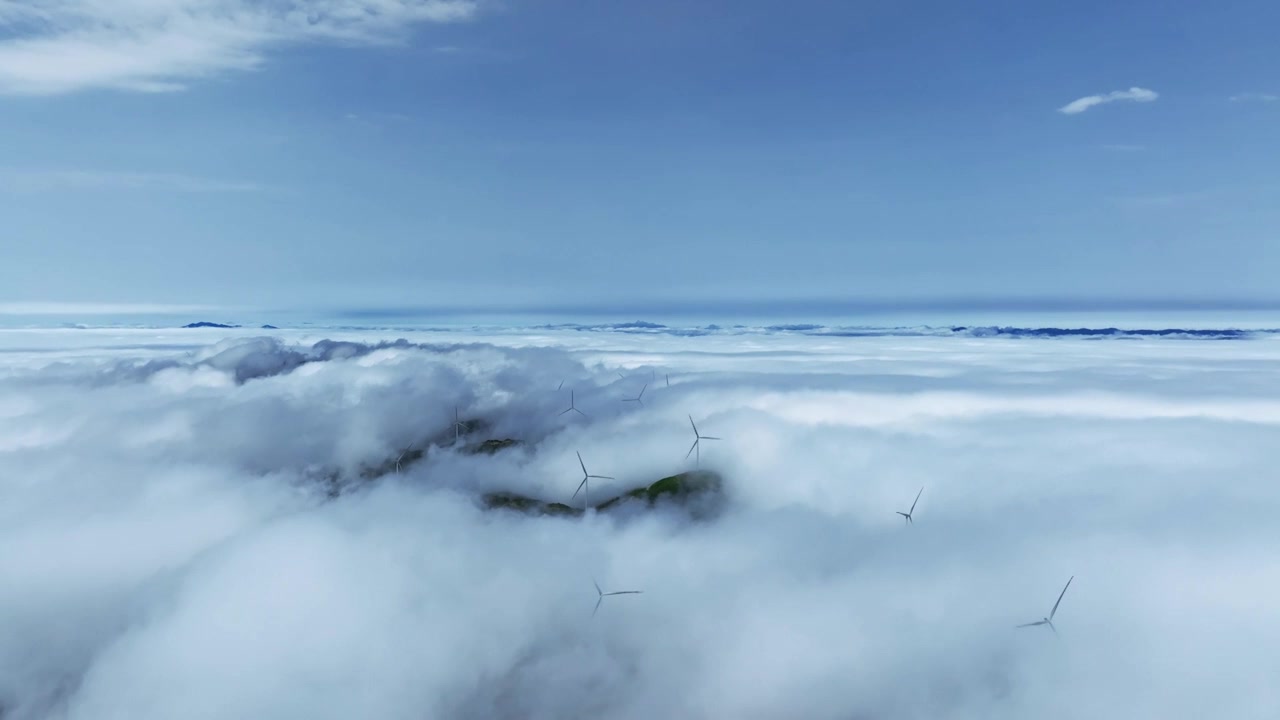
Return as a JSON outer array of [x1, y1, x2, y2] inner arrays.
[[638, 383, 647, 399], [571, 477, 587, 499], [1050, 576, 1073, 620], [1048, 621, 1058, 636], [686, 440, 698, 460], [910, 487, 923, 514], [689, 415, 698, 435], [578, 451, 587, 475], [589, 474, 614, 480], [594, 580, 602, 596], [574, 408, 587, 417], [559, 408, 572, 416], [701, 436, 721, 441], [593, 596, 602, 617]]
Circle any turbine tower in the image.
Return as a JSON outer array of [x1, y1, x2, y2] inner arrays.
[[453, 406, 468, 444]]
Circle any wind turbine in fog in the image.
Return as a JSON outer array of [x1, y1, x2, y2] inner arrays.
[[622, 382, 647, 407], [896, 487, 923, 524], [394, 445, 413, 474], [453, 406, 468, 444], [685, 415, 720, 468], [558, 389, 587, 418], [1017, 576, 1074, 635], [593, 579, 643, 617], [572, 451, 614, 508]]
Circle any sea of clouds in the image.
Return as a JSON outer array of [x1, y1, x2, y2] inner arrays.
[[1, 325, 1278, 719]]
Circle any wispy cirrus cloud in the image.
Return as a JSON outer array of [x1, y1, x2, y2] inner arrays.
[[1059, 87, 1158, 115], [0, 0, 478, 96], [1229, 92, 1278, 103], [1111, 184, 1280, 209], [0, 168, 273, 193]]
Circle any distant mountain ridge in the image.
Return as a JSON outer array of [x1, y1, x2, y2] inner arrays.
[[183, 322, 279, 329]]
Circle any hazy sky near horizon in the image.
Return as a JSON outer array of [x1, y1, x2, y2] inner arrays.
[[1, 0, 1278, 312]]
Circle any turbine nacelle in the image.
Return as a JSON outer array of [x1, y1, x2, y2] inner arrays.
[[896, 487, 923, 525], [592, 580, 643, 617], [622, 382, 647, 407], [558, 389, 587, 418], [1017, 576, 1074, 636]]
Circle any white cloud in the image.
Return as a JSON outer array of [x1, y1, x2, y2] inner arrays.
[[1059, 87, 1159, 115], [1, 327, 1278, 718], [0, 168, 272, 193], [1230, 92, 1278, 103], [0, 0, 478, 96]]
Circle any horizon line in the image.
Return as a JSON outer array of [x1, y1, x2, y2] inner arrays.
[[8, 296, 1280, 318], [327, 296, 1280, 319]]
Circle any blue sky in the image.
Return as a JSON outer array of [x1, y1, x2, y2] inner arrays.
[[1, 0, 1278, 316]]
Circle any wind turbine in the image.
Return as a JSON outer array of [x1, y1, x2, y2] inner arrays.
[[896, 487, 923, 524], [558, 390, 587, 418], [572, 451, 614, 509], [685, 415, 720, 468], [1017, 576, 1074, 635], [622, 382, 647, 407], [394, 445, 413, 474], [453, 406, 468, 444], [593, 579, 643, 617], [665, 373, 670, 388]]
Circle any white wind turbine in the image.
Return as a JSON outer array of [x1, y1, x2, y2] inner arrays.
[[685, 415, 720, 468]]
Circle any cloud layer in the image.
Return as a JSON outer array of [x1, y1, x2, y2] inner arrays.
[[1058, 87, 1158, 115], [0, 0, 478, 95], [1229, 92, 1278, 103], [1, 327, 1279, 718]]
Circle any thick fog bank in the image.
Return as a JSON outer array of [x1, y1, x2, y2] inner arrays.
[[1, 331, 1278, 719]]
